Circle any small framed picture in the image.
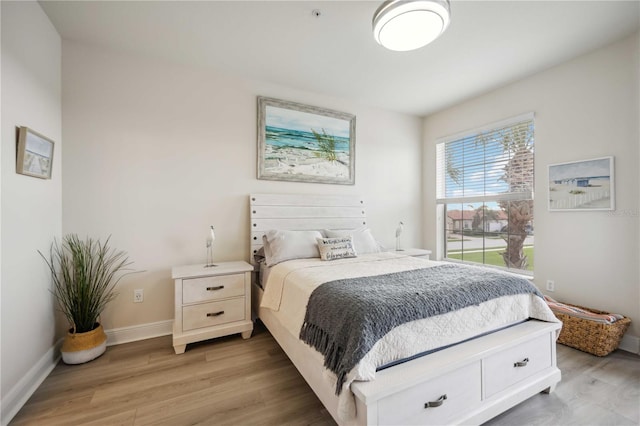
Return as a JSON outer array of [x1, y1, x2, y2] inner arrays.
[[16, 126, 55, 179], [548, 156, 614, 211]]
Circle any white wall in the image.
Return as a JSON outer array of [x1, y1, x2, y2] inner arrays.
[[1, 1, 62, 423], [423, 34, 640, 348], [61, 41, 423, 331]]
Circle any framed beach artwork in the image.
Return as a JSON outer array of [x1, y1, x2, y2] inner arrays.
[[16, 126, 55, 179], [548, 156, 614, 211], [257, 97, 356, 185]]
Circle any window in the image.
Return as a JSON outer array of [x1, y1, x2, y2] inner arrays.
[[436, 113, 534, 273]]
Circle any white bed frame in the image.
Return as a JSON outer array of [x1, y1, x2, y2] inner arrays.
[[249, 193, 561, 426]]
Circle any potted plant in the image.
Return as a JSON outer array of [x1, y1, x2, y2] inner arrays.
[[40, 234, 134, 364]]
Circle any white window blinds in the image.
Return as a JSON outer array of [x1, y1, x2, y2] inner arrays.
[[436, 113, 535, 204]]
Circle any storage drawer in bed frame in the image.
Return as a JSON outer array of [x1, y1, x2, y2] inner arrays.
[[350, 320, 561, 426]]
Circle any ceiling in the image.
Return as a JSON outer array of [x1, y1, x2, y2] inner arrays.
[[40, 0, 639, 116]]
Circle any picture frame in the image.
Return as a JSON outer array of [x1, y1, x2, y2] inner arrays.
[[548, 156, 614, 211], [257, 96, 356, 185], [16, 126, 55, 179]]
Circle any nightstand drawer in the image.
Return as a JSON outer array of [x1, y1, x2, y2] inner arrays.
[[484, 333, 552, 398], [182, 298, 245, 331], [183, 274, 245, 304]]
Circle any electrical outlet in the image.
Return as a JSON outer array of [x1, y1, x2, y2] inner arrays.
[[546, 280, 555, 292], [134, 289, 144, 303]]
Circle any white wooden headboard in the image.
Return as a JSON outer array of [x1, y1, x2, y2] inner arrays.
[[249, 193, 367, 265]]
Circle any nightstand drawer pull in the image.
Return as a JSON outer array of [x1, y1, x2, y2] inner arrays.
[[206, 285, 225, 291], [424, 394, 447, 409], [206, 311, 225, 317], [514, 358, 529, 368]]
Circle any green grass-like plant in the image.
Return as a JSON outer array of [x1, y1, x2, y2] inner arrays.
[[311, 128, 338, 162], [40, 235, 134, 333]]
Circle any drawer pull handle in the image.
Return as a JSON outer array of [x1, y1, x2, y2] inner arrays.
[[207, 311, 225, 317], [206, 286, 225, 291], [424, 394, 447, 409], [514, 358, 529, 368]]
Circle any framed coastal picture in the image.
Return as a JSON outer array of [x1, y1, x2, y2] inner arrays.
[[257, 97, 356, 185], [16, 126, 55, 179], [548, 156, 614, 211]]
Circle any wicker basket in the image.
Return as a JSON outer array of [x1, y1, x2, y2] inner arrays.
[[553, 305, 631, 356], [61, 323, 108, 364]]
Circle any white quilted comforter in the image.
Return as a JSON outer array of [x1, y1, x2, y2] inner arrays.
[[260, 252, 559, 420]]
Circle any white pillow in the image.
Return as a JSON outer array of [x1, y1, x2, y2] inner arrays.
[[316, 236, 357, 261], [262, 229, 323, 266], [324, 227, 381, 254]]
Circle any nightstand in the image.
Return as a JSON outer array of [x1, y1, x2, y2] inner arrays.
[[395, 248, 431, 259], [171, 261, 253, 354]]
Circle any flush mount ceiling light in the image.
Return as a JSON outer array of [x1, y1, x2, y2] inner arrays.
[[373, 0, 451, 52]]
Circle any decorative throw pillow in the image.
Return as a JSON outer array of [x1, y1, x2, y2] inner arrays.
[[324, 227, 381, 254], [316, 236, 357, 261], [262, 229, 323, 266]]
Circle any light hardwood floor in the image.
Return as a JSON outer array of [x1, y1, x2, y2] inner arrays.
[[11, 321, 640, 425]]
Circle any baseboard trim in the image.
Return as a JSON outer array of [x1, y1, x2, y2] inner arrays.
[[619, 333, 640, 355], [1, 338, 64, 426], [105, 319, 173, 346]]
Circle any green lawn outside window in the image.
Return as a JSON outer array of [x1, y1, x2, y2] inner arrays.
[[447, 246, 534, 272]]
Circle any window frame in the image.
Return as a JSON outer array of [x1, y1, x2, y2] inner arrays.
[[435, 113, 535, 275]]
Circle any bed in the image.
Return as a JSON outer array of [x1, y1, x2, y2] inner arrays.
[[249, 193, 561, 426]]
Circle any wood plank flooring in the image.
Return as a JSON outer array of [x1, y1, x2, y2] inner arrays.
[[11, 321, 640, 425]]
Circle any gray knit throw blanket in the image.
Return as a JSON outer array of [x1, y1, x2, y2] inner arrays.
[[299, 263, 542, 395]]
